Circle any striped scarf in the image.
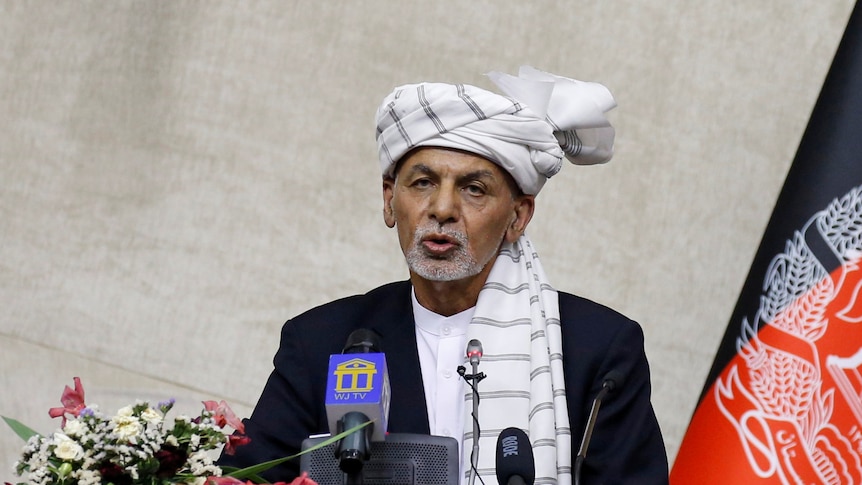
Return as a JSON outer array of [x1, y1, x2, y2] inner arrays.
[[462, 235, 570, 485]]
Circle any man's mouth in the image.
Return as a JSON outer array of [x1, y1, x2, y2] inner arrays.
[[421, 234, 459, 255]]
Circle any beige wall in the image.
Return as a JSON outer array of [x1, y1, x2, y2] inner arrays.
[[1, 0, 855, 474]]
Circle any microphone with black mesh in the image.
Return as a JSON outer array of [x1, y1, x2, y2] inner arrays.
[[495, 427, 535, 485], [573, 370, 625, 485]]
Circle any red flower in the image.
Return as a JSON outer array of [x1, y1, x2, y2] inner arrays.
[[286, 472, 318, 485], [209, 472, 318, 485], [48, 377, 87, 426], [224, 434, 252, 455], [99, 463, 132, 485], [155, 446, 188, 478], [202, 400, 245, 433], [206, 477, 251, 485]]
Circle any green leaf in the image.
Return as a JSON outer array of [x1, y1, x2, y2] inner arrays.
[[226, 420, 373, 481], [2, 416, 40, 441]]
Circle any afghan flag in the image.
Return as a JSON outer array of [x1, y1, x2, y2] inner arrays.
[[670, 3, 862, 484]]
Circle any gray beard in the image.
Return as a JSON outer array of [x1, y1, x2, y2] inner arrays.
[[404, 222, 498, 282]]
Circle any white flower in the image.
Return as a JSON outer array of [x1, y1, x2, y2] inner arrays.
[[187, 451, 220, 476], [112, 415, 143, 441], [63, 419, 87, 437], [75, 469, 101, 485], [30, 466, 50, 485], [140, 407, 163, 424], [116, 405, 134, 417], [13, 385, 243, 485], [52, 433, 84, 461]]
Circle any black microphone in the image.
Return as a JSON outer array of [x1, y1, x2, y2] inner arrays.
[[324, 329, 390, 476], [342, 328, 381, 354], [573, 370, 625, 485], [496, 428, 535, 485]]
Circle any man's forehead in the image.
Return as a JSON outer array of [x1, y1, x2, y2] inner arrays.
[[392, 147, 523, 196], [398, 147, 505, 177], [403, 163, 500, 182]]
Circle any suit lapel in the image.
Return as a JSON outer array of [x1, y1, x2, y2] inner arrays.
[[367, 282, 430, 435]]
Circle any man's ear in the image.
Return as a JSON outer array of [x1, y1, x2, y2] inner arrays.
[[382, 177, 396, 228], [505, 195, 535, 243]]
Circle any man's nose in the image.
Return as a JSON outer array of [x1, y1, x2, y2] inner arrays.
[[428, 186, 460, 223]]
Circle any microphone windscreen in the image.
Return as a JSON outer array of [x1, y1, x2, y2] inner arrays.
[[495, 427, 535, 485], [466, 339, 483, 364], [602, 370, 626, 392], [343, 328, 383, 353]]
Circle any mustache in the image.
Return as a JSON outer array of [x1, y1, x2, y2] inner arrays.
[[412, 222, 468, 246]]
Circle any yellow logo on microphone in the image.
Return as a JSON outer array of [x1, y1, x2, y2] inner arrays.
[[332, 358, 378, 393]]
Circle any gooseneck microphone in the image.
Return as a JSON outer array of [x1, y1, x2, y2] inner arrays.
[[457, 339, 486, 485], [573, 370, 625, 485], [495, 428, 535, 485], [324, 329, 391, 477], [467, 339, 483, 366]]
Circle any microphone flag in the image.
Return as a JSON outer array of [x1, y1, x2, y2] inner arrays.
[[671, 5, 862, 483], [325, 352, 390, 441]]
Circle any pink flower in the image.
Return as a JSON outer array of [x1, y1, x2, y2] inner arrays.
[[284, 472, 318, 485], [48, 377, 86, 426], [208, 472, 318, 485], [270, 472, 318, 485], [206, 477, 248, 485], [202, 400, 245, 434], [224, 434, 252, 455]]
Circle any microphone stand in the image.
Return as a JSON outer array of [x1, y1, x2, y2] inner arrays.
[[573, 375, 619, 485], [458, 363, 485, 485]]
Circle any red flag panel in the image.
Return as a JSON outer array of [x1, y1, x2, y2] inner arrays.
[[672, 188, 862, 484]]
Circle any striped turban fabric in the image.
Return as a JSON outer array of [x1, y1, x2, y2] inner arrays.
[[375, 66, 617, 195]]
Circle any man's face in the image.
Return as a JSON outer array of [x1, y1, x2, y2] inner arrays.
[[382, 148, 534, 283]]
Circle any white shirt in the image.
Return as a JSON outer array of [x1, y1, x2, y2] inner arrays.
[[411, 288, 471, 470]]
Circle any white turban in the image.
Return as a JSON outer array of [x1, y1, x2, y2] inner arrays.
[[375, 66, 617, 195]]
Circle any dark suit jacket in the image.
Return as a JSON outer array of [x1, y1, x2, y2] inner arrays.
[[218, 281, 668, 484]]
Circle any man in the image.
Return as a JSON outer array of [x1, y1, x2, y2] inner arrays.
[[219, 67, 668, 484]]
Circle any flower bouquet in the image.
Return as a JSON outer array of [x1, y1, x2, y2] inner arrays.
[[4, 378, 322, 485]]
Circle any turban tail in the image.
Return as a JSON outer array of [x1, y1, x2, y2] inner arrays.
[[375, 66, 617, 195]]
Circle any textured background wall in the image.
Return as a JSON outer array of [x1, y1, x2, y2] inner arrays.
[[1, 0, 856, 475]]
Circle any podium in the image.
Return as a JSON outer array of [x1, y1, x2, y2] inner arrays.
[[300, 433, 459, 485]]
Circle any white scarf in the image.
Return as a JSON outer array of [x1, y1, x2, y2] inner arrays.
[[462, 235, 570, 485]]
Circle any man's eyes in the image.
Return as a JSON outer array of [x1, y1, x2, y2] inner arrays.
[[464, 184, 486, 196], [407, 179, 487, 195]]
